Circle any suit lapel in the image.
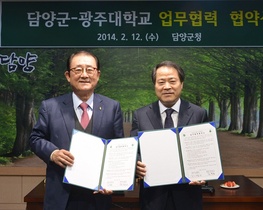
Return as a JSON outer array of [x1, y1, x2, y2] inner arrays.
[[178, 99, 192, 127], [147, 101, 163, 129], [91, 94, 103, 136], [60, 94, 75, 139]]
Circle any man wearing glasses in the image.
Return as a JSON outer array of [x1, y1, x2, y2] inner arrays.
[[29, 50, 124, 210]]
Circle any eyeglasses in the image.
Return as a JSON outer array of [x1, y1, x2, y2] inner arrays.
[[69, 66, 98, 76]]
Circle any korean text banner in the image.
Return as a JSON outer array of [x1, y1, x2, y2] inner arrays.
[[1, 1, 263, 47]]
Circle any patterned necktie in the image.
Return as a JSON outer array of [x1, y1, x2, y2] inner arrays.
[[164, 109, 174, 128], [79, 102, 89, 129]]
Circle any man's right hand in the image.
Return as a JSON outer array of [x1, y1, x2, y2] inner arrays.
[[51, 149, 74, 168]]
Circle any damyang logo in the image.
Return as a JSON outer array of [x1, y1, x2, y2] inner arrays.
[[0, 52, 38, 73]]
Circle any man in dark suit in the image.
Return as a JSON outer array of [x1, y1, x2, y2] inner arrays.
[[131, 60, 208, 210], [29, 50, 124, 210]]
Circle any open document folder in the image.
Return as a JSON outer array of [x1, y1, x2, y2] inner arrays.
[[138, 122, 224, 188], [63, 129, 138, 191]]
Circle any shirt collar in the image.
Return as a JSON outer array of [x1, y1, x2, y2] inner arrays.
[[159, 98, 181, 114], [72, 92, 94, 110]]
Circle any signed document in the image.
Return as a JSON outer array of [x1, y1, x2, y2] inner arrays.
[[63, 129, 138, 191], [138, 122, 224, 188]]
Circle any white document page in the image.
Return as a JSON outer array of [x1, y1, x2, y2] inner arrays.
[[179, 123, 223, 182], [101, 137, 138, 191], [64, 130, 105, 190], [139, 129, 182, 187]]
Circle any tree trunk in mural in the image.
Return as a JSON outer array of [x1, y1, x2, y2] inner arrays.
[[228, 73, 242, 131], [241, 81, 258, 135], [208, 100, 215, 122], [218, 99, 228, 129], [228, 94, 242, 131], [257, 77, 263, 138], [11, 93, 35, 156]]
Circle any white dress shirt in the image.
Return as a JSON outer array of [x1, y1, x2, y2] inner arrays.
[[159, 98, 181, 128]]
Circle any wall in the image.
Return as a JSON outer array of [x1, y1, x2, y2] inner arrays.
[[0, 167, 45, 210]]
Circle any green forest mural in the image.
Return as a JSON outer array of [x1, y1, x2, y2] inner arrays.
[[0, 47, 263, 162], [0, 47, 263, 163]]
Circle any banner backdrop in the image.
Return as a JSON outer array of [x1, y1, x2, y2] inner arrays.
[[1, 0, 263, 47]]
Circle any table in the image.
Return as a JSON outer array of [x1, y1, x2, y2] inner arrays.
[[24, 175, 263, 210], [202, 175, 263, 210]]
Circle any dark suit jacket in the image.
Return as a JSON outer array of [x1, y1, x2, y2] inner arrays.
[[130, 99, 208, 210], [29, 93, 124, 210]]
